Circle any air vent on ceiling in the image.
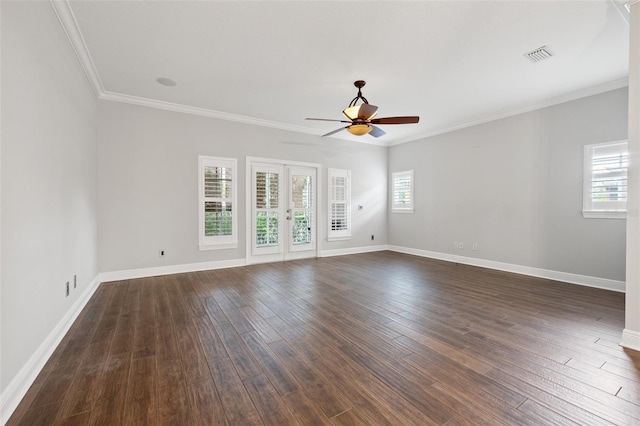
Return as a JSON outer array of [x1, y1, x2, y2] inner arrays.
[[525, 46, 553, 63]]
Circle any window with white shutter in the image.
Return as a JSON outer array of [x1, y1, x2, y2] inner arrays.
[[392, 170, 414, 213], [199, 156, 238, 249], [583, 140, 628, 219], [328, 168, 351, 241]]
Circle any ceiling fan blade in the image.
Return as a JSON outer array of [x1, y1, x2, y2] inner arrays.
[[322, 126, 348, 137], [369, 125, 386, 138], [306, 118, 351, 123], [370, 116, 420, 125]]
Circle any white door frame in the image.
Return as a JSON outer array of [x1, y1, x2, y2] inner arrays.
[[245, 156, 322, 265]]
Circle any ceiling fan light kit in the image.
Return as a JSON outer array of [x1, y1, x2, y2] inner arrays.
[[306, 80, 419, 138], [347, 124, 373, 136]]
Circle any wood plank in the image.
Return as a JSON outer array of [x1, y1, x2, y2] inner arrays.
[[89, 353, 131, 426], [240, 306, 283, 343], [192, 315, 228, 362], [58, 338, 111, 419], [155, 323, 187, 423], [9, 252, 640, 426], [483, 367, 622, 425], [281, 390, 333, 425], [269, 339, 352, 418], [208, 357, 263, 425], [243, 374, 299, 425], [186, 379, 227, 426], [173, 319, 212, 384], [241, 331, 301, 396], [123, 356, 157, 425], [215, 322, 263, 379], [517, 398, 582, 426], [330, 409, 370, 425]]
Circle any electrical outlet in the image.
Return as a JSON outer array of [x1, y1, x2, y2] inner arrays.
[[371, 235, 374, 241], [453, 241, 459, 249], [74, 274, 77, 288], [472, 243, 478, 251], [66, 281, 70, 297], [459, 242, 464, 249], [159, 249, 165, 257]]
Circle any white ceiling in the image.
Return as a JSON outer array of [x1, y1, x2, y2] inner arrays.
[[58, 0, 630, 145]]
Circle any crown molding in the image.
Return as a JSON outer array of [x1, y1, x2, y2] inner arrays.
[[98, 91, 389, 146], [48, 0, 339, 140], [99, 91, 321, 136], [49, 0, 104, 96], [389, 77, 630, 147], [609, 0, 631, 24], [50, 0, 629, 148], [100, 91, 391, 146]]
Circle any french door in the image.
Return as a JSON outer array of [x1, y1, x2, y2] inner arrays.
[[249, 161, 317, 264]]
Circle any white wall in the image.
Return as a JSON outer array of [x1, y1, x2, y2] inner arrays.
[[1, 0, 98, 402], [97, 101, 387, 273], [389, 88, 628, 282]]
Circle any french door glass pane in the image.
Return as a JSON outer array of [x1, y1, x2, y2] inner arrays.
[[291, 175, 312, 208], [292, 211, 312, 244], [256, 211, 279, 246], [256, 172, 279, 209]]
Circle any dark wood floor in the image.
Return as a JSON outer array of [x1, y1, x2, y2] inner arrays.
[[8, 251, 640, 425]]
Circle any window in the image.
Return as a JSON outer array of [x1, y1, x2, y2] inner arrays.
[[199, 156, 238, 249], [392, 170, 414, 213], [328, 169, 351, 241], [583, 140, 628, 219]]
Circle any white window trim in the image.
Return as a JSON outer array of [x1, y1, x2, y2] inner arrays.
[[198, 156, 238, 250], [582, 140, 628, 220], [328, 168, 351, 241], [392, 170, 414, 214]]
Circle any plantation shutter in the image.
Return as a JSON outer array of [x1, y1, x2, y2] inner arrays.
[[392, 170, 414, 213], [199, 156, 238, 249], [328, 169, 351, 240], [204, 165, 233, 236], [591, 149, 627, 207], [583, 141, 628, 216]]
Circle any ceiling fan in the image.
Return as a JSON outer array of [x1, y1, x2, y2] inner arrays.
[[306, 80, 419, 138]]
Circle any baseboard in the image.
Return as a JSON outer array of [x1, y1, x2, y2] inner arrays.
[[387, 245, 625, 293], [621, 329, 640, 352], [320, 244, 389, 258], [100, 248, 397, 281], [0, 274, 101, 425], [99, 258, 247, 283]]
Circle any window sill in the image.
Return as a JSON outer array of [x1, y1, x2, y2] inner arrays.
[[582, 210, 627, 219], [327, 236, 351, 242], [392, 209, 414, 214]]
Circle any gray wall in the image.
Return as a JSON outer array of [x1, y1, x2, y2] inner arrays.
[[97, 101, 387, 273], [1, 1, 98, 392], [389, 88, 628, 281]]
